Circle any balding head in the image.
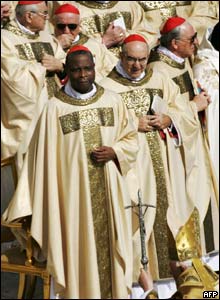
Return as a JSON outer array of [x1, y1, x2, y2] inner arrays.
[[120, 40, 149, 79]]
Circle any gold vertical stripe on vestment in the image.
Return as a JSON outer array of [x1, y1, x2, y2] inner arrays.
[[146, 131, 171, 278], [83, 126, 112, 299], [59, 106, 115, 298], [120, 88, 170, 278]]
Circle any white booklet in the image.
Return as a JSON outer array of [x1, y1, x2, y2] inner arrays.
[[151, 95, 167, 114], [113, 17, 126, 30]]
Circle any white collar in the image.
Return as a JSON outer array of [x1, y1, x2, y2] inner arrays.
[[158, 46, 185, 64], [15, 18, 36, 36], [116, 60, 146, 82], [72, 34, 80, 43], [64, 80, 97, 100]]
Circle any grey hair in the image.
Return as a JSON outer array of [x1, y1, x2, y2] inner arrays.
[[160, 26, 182, 49], [15, 4, 39, 17]]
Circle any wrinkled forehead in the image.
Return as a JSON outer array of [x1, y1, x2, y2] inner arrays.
[[55, 12, 80, 23], [123, 41, 149, 56]]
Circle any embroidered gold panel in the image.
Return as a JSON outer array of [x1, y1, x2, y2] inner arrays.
[[78, 1, 118, 9], [120, 88, 163, 117], [15, 42, 54, 62], [172, 71, 195, 100], [4, 22, 39, 39], [146, 131, 171, 278], [80, 11, 131, 36], [15, 42, 57, 98], [108, 68, 153, 87], [83, 126, 112, 299], [138, 1, 191, 11], [56, 85, 104, 107], [59, 107, 114, 135]]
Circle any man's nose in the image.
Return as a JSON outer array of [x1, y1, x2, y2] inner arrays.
[[134, 59, 141, 67], [79, 69, 87, 77], [63, 26, 71, 34]]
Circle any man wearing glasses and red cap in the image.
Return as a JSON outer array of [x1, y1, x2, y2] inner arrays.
[[2, 44, 140, 299], [52, 3, 118, 82], [148, 16, 219, 277], [137, 1, 219, 44], [49, 1, 159, 57], [1, 1, 66, 169]]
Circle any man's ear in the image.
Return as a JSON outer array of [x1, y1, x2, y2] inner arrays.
[[171, 38, 179, 50], [25, 11, 34, 24]]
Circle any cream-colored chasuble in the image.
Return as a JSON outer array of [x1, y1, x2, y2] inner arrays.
[[148, 48, 219, 258], [1, 20, 66, 164], [2, 85, 139, 299], [100, 67, 203, 280]]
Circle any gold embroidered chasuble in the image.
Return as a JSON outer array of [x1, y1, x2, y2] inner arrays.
[[100, 67, 202, 280], [1, 20, 66, 163], [2, 85, 139, 299], [148, 49, 219, 258], [137, 1, 219, 43]]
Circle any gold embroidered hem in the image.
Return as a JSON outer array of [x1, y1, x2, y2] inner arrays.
[[55, 84, 104, 106], [148, 50, 185, 69], [77, 1, 118, 9], [107, 68, 153, 87], [4, 22, 40, 40]]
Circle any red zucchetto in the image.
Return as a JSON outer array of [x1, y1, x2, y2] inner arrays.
[[55, 4, 80, 15], [160, 17, 186, 34], [124, 34, 147, 44], [67, 45, 90, 56], [18, 1, 44, 4]]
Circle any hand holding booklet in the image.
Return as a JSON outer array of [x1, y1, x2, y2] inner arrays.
[[113, 17, 126, 30]]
